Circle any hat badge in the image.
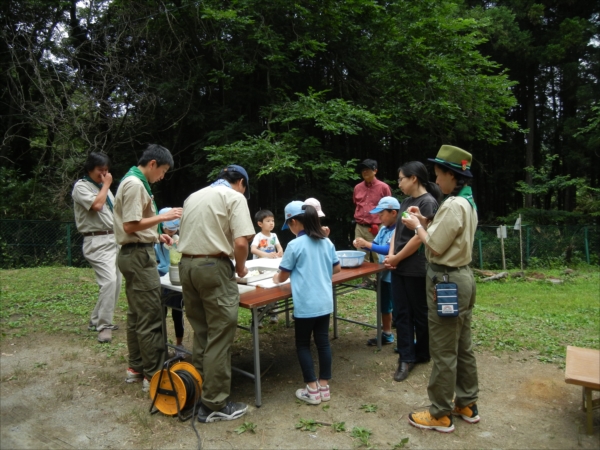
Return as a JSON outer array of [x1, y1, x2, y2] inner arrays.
[[461, 160, 468, 171]]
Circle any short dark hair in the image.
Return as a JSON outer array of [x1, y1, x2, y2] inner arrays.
[[255, 210, 274, 223], [83, 152, 110, 173], [137, 144, 174, 168]]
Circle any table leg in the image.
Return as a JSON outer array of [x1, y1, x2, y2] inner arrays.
[[585, 387, 593, 435], [333, 284, 338, 340], [252, 308, 262, 407], [285, 298, 290, 327], [376, 272, 382, 350]]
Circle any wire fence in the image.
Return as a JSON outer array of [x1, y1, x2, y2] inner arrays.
[[0, 219, 598, 270]]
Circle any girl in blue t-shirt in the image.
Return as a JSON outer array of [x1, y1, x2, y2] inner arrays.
[[273, 201, 341, 405]]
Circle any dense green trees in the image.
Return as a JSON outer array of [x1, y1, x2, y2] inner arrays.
[[1, 0, 598, 241]]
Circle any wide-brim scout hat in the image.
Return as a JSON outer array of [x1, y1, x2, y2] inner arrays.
[[428, 145, 473, 178]]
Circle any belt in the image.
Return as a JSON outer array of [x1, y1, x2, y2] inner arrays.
[[356, 222, 372, 227], [181, 253, 229, 259], [122, 242, 154, 248], [82, 230, 114, 237], [428, 262, 469, 272]]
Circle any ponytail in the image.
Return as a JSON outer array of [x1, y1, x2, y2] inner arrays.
[[291, 205, 327, 239]]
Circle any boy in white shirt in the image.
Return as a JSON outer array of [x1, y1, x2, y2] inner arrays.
[[251, 210, 284, 259], [251, 210, 284, 326]]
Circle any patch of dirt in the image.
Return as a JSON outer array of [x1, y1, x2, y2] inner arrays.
[[1, 322, 599, 449]]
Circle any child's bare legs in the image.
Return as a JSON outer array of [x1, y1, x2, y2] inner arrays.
[[382, 312, 392, 334]]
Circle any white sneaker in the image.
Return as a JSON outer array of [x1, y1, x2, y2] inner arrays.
[[126, 368, 144, 383], [319, 384, 330, 402], [296, 385, 321, 405], [142, 378, 150, 393]]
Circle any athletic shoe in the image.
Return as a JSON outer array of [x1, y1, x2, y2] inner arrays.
[[142, 378, 150, 393], [367, 332, 394, 346], [269, 314, 279, 324], [126, 368, 144, 383], [296, 385, 321, 405], [319, 384, 330, 402], [97, 328, 112, 343], [408, 411, 454, 433], [452, 402, 480, 424], [197, 401, 248, 423]]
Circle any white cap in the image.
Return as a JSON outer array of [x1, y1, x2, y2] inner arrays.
[[304, 198, 325, 217]]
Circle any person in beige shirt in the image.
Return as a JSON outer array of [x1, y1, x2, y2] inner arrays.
[[113, 144, 182, 392], [178, 165, 255, 423], [72, 152, 122, 343], [401, 145, 479, 433]]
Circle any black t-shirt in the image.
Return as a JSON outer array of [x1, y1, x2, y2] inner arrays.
[[392, 193, 438, 277]]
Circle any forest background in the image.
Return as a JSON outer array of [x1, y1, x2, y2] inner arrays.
[[1, 0, 599, 250]]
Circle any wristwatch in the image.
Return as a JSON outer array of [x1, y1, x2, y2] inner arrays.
[[414, 225, 423, 235]]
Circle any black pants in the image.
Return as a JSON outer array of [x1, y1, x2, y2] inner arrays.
[[163, 289, 184, 339], [392, 273, 429, 363], [294, 314, 332, 383]]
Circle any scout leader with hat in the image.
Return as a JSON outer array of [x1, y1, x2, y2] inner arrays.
[[177, 164, 255, 423], [401, 145, 479, 433]]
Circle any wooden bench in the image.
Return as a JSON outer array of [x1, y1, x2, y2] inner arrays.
[[565, 346, 600, 434]]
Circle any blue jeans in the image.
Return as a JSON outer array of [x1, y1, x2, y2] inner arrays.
[[294, 314, 332, 383]]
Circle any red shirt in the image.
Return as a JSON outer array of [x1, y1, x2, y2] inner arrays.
[[353, 178, 392, 225]]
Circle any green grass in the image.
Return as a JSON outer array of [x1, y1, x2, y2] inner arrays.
[[0, 266, 127, 340], [1, 266, 598, 367], [473, 268, 599, 363]]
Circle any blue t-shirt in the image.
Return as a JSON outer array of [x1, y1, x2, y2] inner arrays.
[[279, 231, 340, 318], [372, 224, 395, 283], [155, 243, 170, 276]]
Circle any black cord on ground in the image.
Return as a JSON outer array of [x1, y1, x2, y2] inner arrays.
[[175, 369, 203, 450]]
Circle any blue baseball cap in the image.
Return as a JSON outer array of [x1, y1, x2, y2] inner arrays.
[[282, 201, 305, 230], [159, 207, 180, 230], [369, 196, 400, 213], [219, 164, 250, 199]]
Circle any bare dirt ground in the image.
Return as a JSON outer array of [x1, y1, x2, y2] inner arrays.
[[1, 320, 599, 449]]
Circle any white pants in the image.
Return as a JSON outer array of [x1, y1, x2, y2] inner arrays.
[[83, 234, 122, 331]]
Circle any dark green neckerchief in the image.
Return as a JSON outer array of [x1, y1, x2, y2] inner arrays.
[[121, 166, 163, 234], [456, 185, 477, 211], [83, 175, 113, 212], [441, 185, 477, 211]]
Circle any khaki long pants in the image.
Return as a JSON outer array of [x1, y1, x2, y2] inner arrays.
[[118, 245, 165, 380], [179, 256, 240, 411], [355, 224, 378, 263], [83, 234, 122, 331], [426, 264, 479, 418]]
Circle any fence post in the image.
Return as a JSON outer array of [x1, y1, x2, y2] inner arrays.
[[526, 226, 530, 266], [67, 223, 72, 267], [478, 237, 483, 269], [584, 226, 590, 265]]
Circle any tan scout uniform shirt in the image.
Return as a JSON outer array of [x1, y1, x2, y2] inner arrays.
[[113, 177, 158, 245], [72, 180, 115, 232], [178, 185, 255, 258], [425, 196, 477, 267]]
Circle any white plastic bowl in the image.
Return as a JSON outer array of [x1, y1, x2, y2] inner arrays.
[[336, 250, 365, 268]]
